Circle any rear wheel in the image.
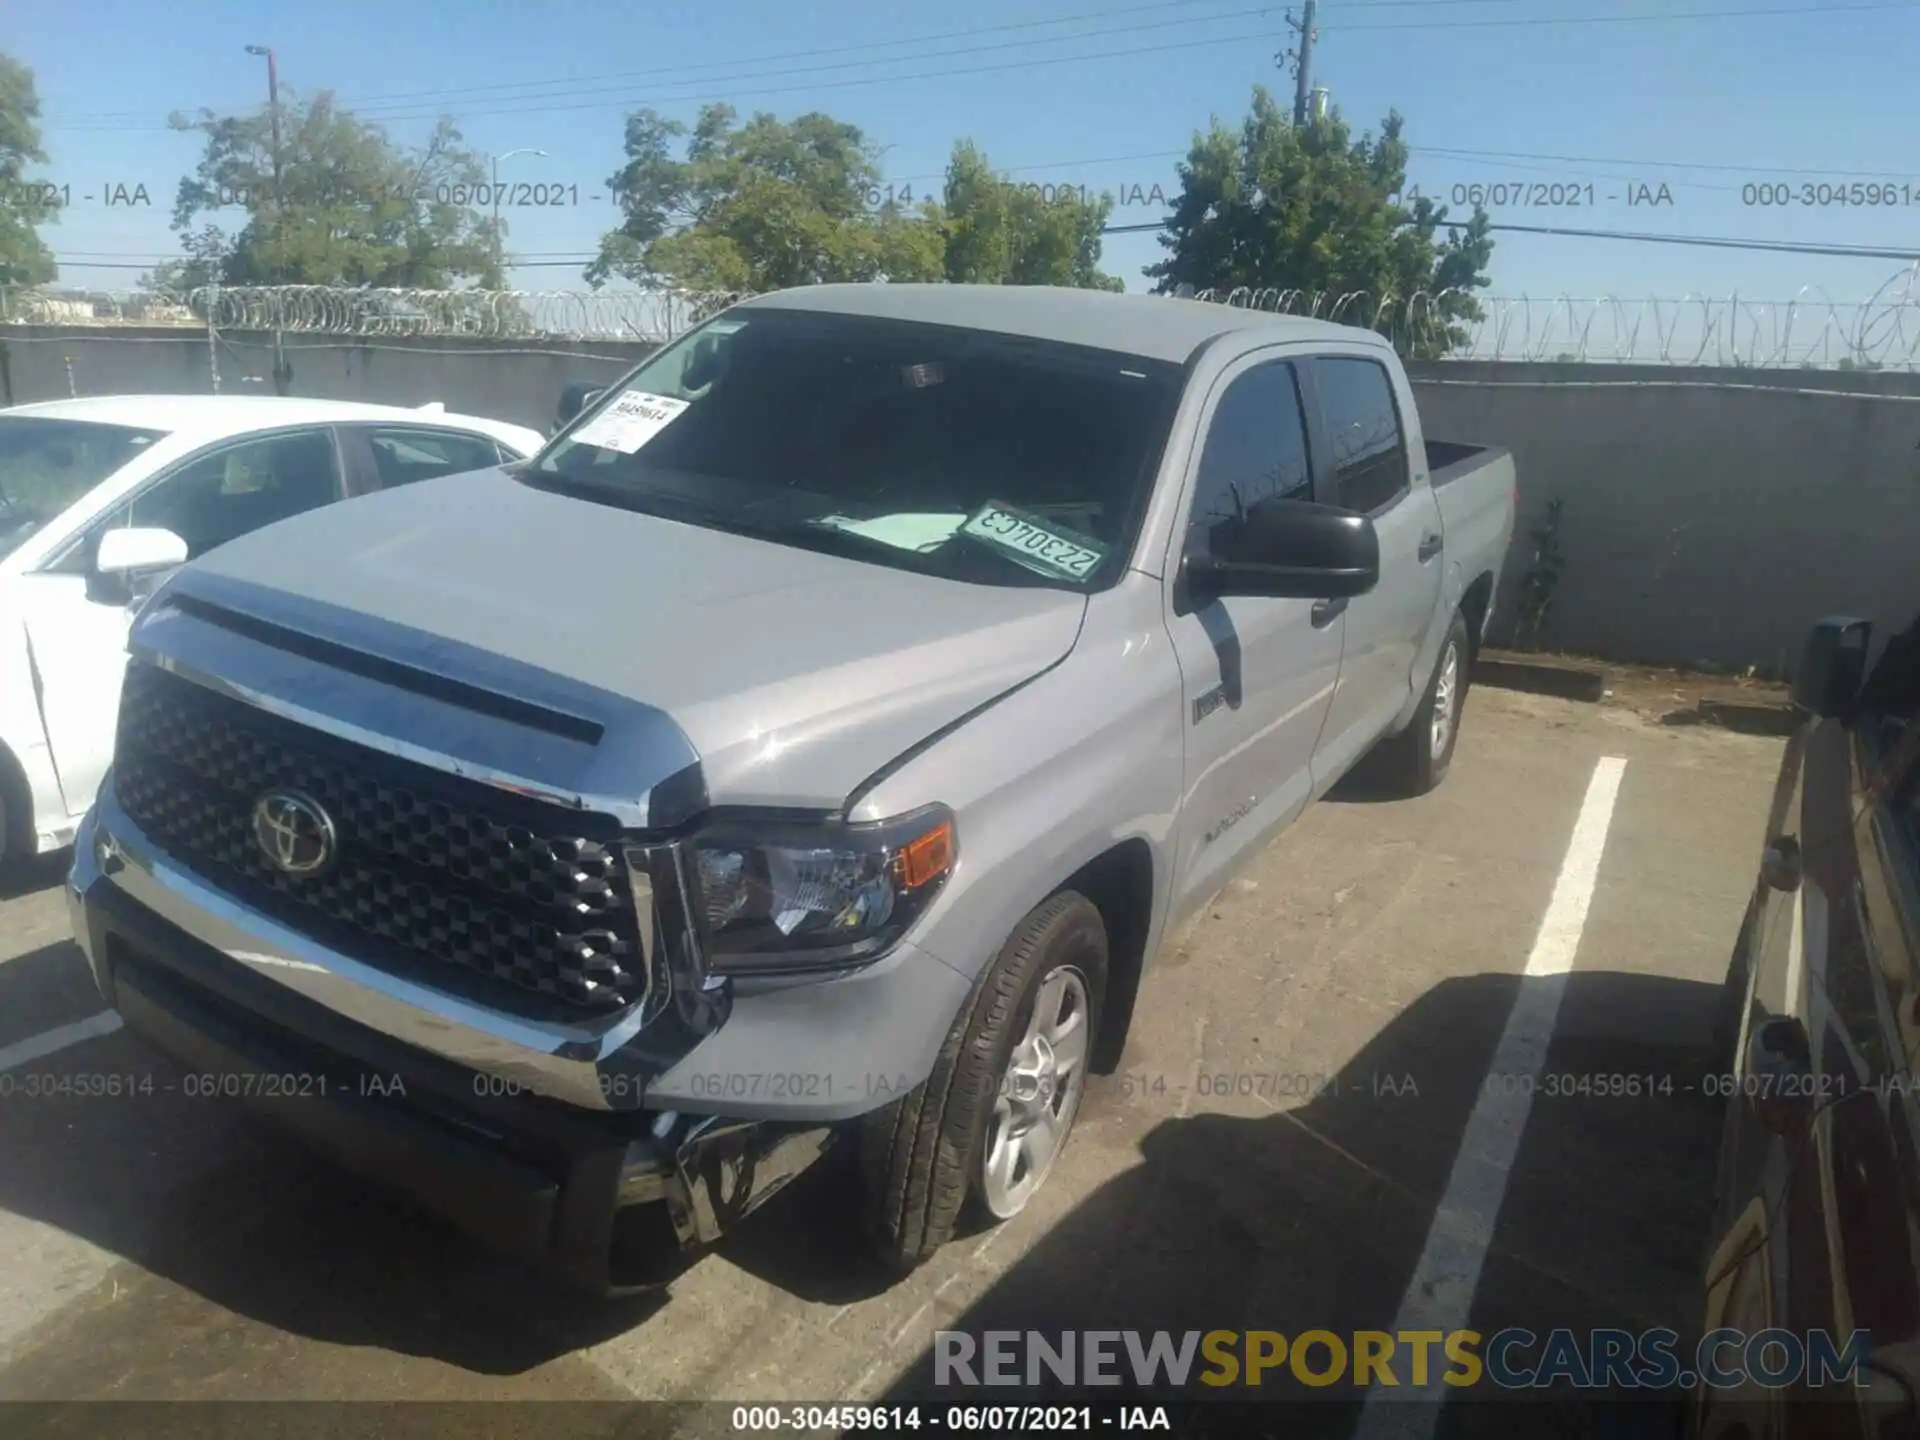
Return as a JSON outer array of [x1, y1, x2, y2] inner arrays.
[[858, 892, 1108, 1273], [1376, 610, 1471, 795]]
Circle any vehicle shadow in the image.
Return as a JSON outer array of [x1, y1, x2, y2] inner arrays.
[[0, 937, 674, 1386], [0, 850, 72, 904], [0, 944, 1726, 1410], [870, 968, 1726, 1438], [0, 929, 902, 1392]]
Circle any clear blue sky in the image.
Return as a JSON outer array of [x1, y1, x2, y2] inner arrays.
[[14, 0, 1920, 314]]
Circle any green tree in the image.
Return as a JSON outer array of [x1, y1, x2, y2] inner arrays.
[[587, 109, 1125, 295], [150, 91, 501, 293], [588, 104, 944, 293], [940, 141, 1121, 291], [0, 54, 57, 286], [1145, 88, 1494, 357]]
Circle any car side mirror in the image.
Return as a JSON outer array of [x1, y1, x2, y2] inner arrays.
[[1793, 615, 1872, 719], [95, 526, 188, 576], [555, 382, 604, 429], [1185, 500, 1381, 603]]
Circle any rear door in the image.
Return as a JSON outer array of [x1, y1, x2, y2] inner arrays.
[[1305, 354, 1445, 786], [19, 425, 345, 820], [1165, 352, 1346, 921]]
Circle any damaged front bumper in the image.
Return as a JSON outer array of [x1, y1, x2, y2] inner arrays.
[[68, 793, 835, 1293]]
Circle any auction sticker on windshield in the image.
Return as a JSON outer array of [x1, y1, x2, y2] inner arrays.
[[571, 391, 690, 454], [961, 502, 1108, 580]]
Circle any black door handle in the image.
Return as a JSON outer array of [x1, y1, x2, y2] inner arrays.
[[1418, 532, 1444, 562], [1310, 598, 1348, 628]]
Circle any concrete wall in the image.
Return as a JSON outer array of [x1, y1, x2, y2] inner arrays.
[[5, 327, 1917, 678], [1405, 362, 1920, 677], [0, 326, 655, 434]]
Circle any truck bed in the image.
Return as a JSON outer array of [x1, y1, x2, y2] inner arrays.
[[1425, 437, 1517, 649], [1426, 438, 1510, 489]]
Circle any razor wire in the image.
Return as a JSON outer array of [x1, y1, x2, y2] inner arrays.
[[7, 268, 1920, 368], [0, 285, 750, 344], [1180, 267, 1920, 369]]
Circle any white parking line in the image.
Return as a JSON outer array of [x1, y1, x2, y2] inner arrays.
[[0, 1012, 124, 1074], [1353, 754, 1628, 1439]]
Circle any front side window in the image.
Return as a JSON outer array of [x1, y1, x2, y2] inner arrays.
[[109, 429, 343, 561], [1185, 360, 1313, 560], [530, 307, 1185, 590], [0, 416, 167, 561], [1316, 357, 1409, 514]]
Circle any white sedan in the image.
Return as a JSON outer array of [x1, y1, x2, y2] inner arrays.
[[0, 395, 546, 867]]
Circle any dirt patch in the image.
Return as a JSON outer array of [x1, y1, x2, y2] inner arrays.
[[1501, 652, 1796, 733]]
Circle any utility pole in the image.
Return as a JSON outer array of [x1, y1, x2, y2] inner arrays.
[[490, 148, 547, 283], [1286, 0, 1320, 126], [246, 44, 293, 395]]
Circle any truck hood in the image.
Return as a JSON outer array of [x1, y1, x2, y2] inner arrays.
[[176, 468, 1087, 808]]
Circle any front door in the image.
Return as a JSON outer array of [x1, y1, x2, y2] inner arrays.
[[1166, 354, 1346, 922], [20, 426, 344, 821]]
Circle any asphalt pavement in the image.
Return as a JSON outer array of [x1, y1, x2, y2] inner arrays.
[[0, 685, 1784, 1434]]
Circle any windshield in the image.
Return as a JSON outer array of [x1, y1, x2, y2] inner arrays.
[[0, 416, 168, 562], [530, 307, 1184, 590]]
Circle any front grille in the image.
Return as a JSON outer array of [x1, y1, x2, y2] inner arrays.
[[113, 662, 647, 1016]]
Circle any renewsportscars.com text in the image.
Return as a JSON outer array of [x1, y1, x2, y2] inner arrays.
[[934, 1328, 1871, 1391]]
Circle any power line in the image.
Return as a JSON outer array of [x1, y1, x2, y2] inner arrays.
[[1098, 217, 1920, 261], [1414, 145, 1920, 181], [350, 2, 1913, 126], [345, 5, 1287, 121], [37, 0, 1572, 125], [49, 28, 1292, 132], [1323, 0, 1918, 25], [48, 2, 1915, 132], [1443, 219, 1920, 261]]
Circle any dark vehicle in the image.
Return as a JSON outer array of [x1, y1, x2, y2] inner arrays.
[[1697, 611, 1920, 1437], [554, 380, 603, 434]]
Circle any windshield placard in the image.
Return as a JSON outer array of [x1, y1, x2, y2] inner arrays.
[[961, 502, 1108, 580], [571, 390, 690, 454]]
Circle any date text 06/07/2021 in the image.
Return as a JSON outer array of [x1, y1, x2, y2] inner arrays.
[[0, 1070, 407, 1101], [1406, 180, 1675, 209], [728, 1404, 1174, 1432]]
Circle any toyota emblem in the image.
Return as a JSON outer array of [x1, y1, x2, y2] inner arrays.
[[252, 790, 337, 877]]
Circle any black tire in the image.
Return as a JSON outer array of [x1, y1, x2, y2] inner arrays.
[[0, 754, 31, 879], [1375, 610, 1472, 796], [858, 891, 1108, 1274]]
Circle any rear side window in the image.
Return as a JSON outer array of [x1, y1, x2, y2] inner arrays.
[[367, 428, 506, 488], [1186, 360, 1313, 558], [1316, 357, 1409, 514]]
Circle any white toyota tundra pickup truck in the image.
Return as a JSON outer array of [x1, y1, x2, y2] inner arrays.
[[66, 285, 1516, 1291]]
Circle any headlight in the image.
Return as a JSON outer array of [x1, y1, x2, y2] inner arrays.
[[688, 804, 956, 975]]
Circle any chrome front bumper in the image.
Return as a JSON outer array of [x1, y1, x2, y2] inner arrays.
[[70, 778, 710, 1113]]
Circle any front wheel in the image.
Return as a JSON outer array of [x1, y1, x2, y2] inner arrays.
[[858, 892, 1108, 1273]]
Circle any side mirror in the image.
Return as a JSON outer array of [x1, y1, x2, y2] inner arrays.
[[1186, 501, 1381, 603], [95, 527, 188, 576], [556, 382, 604, 429], [1793, 616, 1872, 719]]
